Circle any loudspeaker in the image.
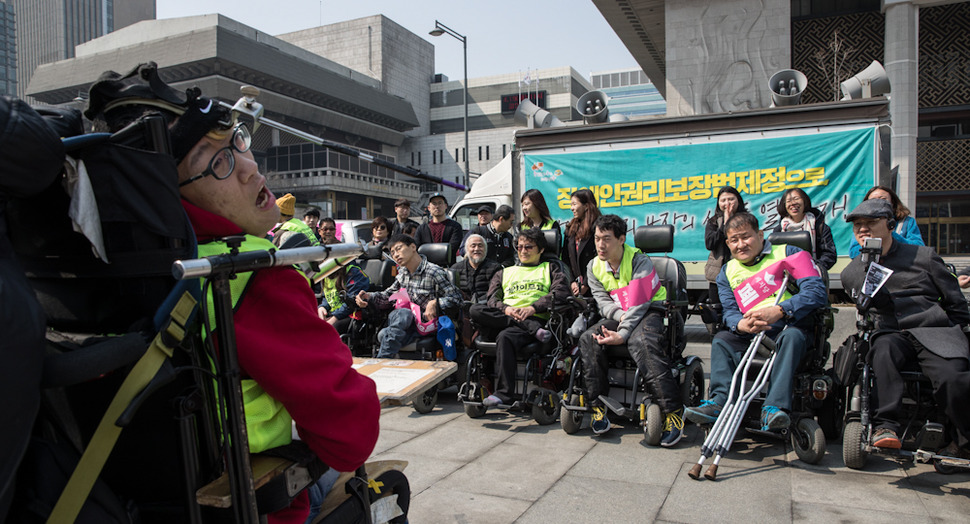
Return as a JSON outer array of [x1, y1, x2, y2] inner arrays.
[[577, 90, 609, 123], [514, 99, 564, 129], [768, 69, 808, 107], [840, 60, 891, 100]]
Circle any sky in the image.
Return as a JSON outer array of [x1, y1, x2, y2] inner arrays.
[[156, 0, 639, 82]]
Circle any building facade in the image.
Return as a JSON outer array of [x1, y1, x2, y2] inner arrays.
[[593, 0, 970, 255], [0, 1, 14, 96], [27, 14, 424, 220], [590, 67, 666, 118], [13, 0, 154, 100]]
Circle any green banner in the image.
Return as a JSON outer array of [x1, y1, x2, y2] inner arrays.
[[523, 127, 876, 261]]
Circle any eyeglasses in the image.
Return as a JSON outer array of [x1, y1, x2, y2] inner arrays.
[[375, 225, 387, 231], [179, 123, 252, 187], [785, 197, 804, 204], [516, 244, 537, 252]]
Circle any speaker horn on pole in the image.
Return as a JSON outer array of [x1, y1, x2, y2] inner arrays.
[[577, 90, 610, 123], [768, 69, 808, 107], [514, 98, 563, 128], [840, 60, 891, 100]]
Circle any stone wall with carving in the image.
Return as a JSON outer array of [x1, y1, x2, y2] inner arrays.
[[665, 0, 790, 117]]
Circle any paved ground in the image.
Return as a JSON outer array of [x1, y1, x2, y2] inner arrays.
[[369, 308, 970, 523]]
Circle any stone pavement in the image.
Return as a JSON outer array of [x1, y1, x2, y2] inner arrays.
[[368, 309, 970, 523]]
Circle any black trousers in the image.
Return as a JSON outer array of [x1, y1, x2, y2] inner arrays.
[[469, 304, 543, 403], [871, 332, 970, 448], [578, 310, 682, 413]]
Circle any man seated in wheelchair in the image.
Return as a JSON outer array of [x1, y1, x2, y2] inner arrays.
[[578, 215, 684, 444], [355, 233, 463, 358], [453, 233, 502, 346], [86, 64, 381, 522], [685, 212, 826, 431], [842, 199, 970, 457], [468, 227, 571, 407]]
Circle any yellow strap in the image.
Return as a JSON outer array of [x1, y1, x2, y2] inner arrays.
[[46, 292, 197, 524]]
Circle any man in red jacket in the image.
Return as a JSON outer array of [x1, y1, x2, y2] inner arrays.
[[85, 62, 380, 524]]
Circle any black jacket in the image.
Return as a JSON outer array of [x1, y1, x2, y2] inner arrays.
[[388, 217, 420, 237], [562, 233, 596, 291], [469, 223, 516, 267], [414, 218, 464, 255], [772, 208, 837, 270], [451, 258, 502, 304], [842, 240, 970, 359]]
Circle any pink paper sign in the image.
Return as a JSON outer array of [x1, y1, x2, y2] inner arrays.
[[733, 250, 821, 313], [609, 269, 661, 311]]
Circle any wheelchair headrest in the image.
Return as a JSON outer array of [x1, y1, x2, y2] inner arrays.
[[418, 242, 454, 267], [542, 228, 562, 258], [766, 231, 813, 253], [634, 225, 674, 254]]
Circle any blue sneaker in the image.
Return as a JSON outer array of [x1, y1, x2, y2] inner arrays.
[[761, 405, 790, 431], [660, 408, 685, 447], [684, 400, 722, 425], [591, 406, 611, 435]]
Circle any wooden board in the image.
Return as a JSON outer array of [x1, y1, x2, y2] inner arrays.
[[352, 358, 457, 407]]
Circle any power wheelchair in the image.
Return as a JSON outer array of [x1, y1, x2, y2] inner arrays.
[[4, 107, 408, 523], [835, 240, 970, 473], [688, 231, 839, 480], [457, 229, 579, 425], [558, 225, 705, 443], [350, 242, 463, 414]]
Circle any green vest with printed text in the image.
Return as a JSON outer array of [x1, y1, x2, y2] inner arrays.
[[278, 217, 320, 246], [198, 235, 294, 454], [724, 243, 792, 311], [590, 244, 667, 303], [502, 262, 552, 319]]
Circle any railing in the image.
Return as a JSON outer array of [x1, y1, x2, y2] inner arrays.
[[265, 168, 422, 198]]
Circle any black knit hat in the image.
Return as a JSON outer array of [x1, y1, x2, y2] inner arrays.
[[85, 62, 231, 163]]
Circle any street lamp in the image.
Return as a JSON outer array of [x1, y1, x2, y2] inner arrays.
[[429, 20, 468, 189]]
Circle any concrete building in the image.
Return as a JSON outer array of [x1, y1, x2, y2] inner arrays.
[[593, 0, 970, 255], [27, 14, 424, 220], [590, 67, 666, 118], [13, 0, 155, 100], [403, 67, 592, 205], [0, 1, 14, 96]]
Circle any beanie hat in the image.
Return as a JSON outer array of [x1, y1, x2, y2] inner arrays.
[[277, 193, 296, 216], [85, 62, 231, 164]]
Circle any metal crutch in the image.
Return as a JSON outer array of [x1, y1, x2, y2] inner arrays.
[[688, 275, 789, 481]]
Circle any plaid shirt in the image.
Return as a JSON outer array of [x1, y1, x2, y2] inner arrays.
[[370, 255, 462, 312]]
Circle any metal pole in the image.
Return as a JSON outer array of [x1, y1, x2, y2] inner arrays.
[[462, 34, 469, 188]]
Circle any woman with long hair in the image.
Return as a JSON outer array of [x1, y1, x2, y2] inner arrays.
[[520, 189, 559, 231], [704, 186, 747, 304], [772, 187, 837, 270], [563, 189, 601, 296], [848, 185, 924, 258]]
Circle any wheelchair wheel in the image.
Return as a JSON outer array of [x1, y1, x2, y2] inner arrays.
[[412, 386, 438, 414], [460, 382, 487, 418], [843, 420, 869, 469], [791, 418, 826, 464], [532, 388, 560, 426], [560, 394, 584, 434], [681, 359, 705, 408], [643, 402, 663, 446]]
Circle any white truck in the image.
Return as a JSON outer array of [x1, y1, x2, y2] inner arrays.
[[450, 97, 892, 296]]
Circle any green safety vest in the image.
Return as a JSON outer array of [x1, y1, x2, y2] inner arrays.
[[278, 217, 320, 246], [322, 264, 360, 313], [724, 243, 792, 311], [502, 262, 552, 319], [198, 235, 293, 454], [590, 244, 667, 303], [540, 218, 556, 230]]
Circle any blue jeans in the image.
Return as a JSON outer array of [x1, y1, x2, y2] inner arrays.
[[708, 327, 809, 411], [305, 467, 341, 523], [377, 308, 420, 358]]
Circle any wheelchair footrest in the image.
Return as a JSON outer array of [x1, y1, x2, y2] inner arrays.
[[598, 395, 637, 419]]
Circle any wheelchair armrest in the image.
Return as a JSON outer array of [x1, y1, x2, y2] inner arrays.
[[196, 455, 297, 509]]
